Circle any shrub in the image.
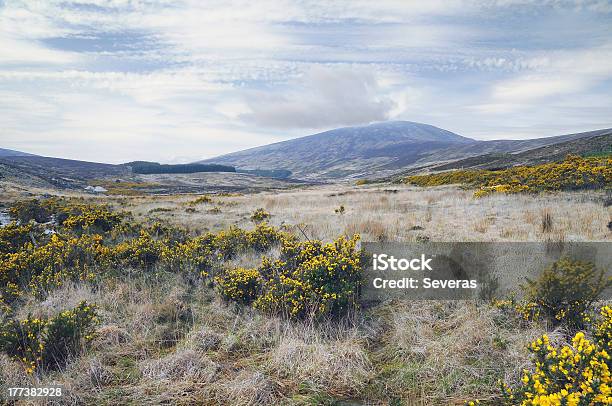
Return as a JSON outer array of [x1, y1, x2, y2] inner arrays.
[[250, 208, 270, 223], [145, 221, 188, 242], [253, 235, 362, 319], [473, 183, 530, 198], [215, 267, 261, 305], [190, 195, 213, 205], [214, 226, 249, 260], [501, 327, 611, 405], [335, 205, 346, 215], [160, 234, 215, 276], [8, 199, 52, 223], [522, 257, 610, 329], [59, 204, 125, 233], [113, 231, 163, 270], [0, 222, 35, 254], [246, 222, 287, 252], [407, 155, 612, 196], [0, 233, 110, 305], [0, 301, 98, 374]]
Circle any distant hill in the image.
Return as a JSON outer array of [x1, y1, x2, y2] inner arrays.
[[0, 148, 36, 157], [0, 155, 299, 193], [419, 131, 612, 173], [199, 121, 611, 180], [198, 121, 476, 180], [0, 155, 130, 189]]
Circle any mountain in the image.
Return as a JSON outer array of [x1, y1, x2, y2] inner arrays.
[[199, 121, 476, 180], [199, 121, 611, 180], [438, 132, 611, 171], [0, 148, 37, 157], [0, 154, 303, 193]]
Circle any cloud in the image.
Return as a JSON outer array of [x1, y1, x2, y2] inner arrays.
[[488, 44, 612, 105], [240, 66, 396, 129], [1, 0, 611, 161]]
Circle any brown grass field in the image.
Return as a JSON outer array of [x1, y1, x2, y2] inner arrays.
[[0, 182, 610, 405]]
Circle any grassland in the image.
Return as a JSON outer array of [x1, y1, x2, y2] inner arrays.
[[0, 182, 610, 405]]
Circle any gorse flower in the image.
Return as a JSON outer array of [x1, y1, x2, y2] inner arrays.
[[501, 311, 612, 405], [0, 199, 293, 310], [250, 208, 271, 223], [406, 155, 611, 197], [0, 301, 98, 374], [253, 234, 362, 319]]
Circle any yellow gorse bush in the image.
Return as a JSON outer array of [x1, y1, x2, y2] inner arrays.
[[494, 258, 610, 330], [502, 311, 611, 406], [215, 267, 261, 305], [214, 234, 363, 319], [1, 233, 110, 305], [0, 222, 35, 254], [113, 230, 164, 270], [2, 198, 361, 322], [250, 208, 271, 223], [0, 301, 98, 374], [406, 155, 611, 197], [160, 234, 215, 276], [1, 198, 293, 310], [59, 204, 125, 233]]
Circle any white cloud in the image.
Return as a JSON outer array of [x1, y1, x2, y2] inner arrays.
[[240, 66, 396, 129], [0, 0, 611, 161], [488, 44, 612, 104]]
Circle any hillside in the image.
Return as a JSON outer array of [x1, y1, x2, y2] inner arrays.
[[199, 121, 476, 180], [0, 148, 36, 157], [0, 156, 130, 189], [401, 130, 612, 175], [0, 155, 305, 194], [200, 122, 611, 180]]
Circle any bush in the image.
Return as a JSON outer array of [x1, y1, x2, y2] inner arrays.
[[0, 301, 98, 374], [407, 155, 611, 196], [522, 257, 610, 329], [246, 222, 287, 252], [0, 222, 35, 254], [190, 195, 213, 205], [0, 233, 110, 305], [215, 267, 261, 305], [250, 208, 270, 223], [113, 231, 163, 270], [210, 234, 362, 319], [214, 226, 249, 260], [59, 204, 125, 233], [501, 326, 611, 405], [253, 235, 362, 319], [160, 234, 215, 276], [8, 199, 52, 223]]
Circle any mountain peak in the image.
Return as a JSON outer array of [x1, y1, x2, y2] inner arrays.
[[199, 120, 474, 179], [314, 121, 473, 143], [0, 148, 37, 158]]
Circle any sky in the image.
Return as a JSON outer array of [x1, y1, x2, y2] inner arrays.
[[0, 0, 611, 164]]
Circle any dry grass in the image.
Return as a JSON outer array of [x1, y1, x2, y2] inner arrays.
[[1, 182, 610, 404], [116, 184, 610, 243]]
